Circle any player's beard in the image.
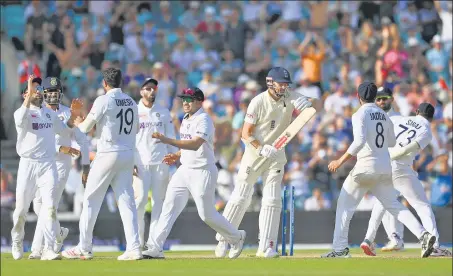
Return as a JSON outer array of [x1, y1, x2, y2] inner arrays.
[[381, 102, 392, 112]]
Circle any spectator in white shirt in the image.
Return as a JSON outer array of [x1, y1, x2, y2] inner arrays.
[[324, 83, 350, 115], [304, 188, 331, 211]]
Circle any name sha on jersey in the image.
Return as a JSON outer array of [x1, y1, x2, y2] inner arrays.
[[406, 120, 422, 129]]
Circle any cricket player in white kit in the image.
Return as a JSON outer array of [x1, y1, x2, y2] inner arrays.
[[215, 67, 313, 258], [29, 77, 91, 259], [360, 89, 452, 257], [142, 87, 246, 259], [62, 68, 142, 261], [322, 82, 436, 258], [12, 75, 81, 260], [133, 78, 176, 249]]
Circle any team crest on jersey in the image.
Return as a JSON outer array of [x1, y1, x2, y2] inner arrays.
[[186, 124, 190, 129], [46, 113, 51, 120], [58, 115, 64, 121], [270, 120, 275, 130], [246, 166, 251, 174], [50, 78, 58, 86], [156, 113, 160, 117]]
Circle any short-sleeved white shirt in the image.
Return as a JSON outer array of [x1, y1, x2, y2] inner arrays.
[[391, 115, 432, 166], [88, 88, 139, 153], [179, 108, 216, 168]]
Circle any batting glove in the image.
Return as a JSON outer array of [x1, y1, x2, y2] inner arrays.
[[259, 144, 278, 159], [291, 96, 312, 111]]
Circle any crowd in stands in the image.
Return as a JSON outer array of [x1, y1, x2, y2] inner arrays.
[[1, 1, 452, 213]]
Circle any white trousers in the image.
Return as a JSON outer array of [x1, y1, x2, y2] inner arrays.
[[77, 151, 140, 253], [216, 152, 285, 252], [11, 158, 59, 250], [365, 166, 439, 247], [31, 158, 71, 252], [332, 172, 426, 251], [148, 164, 241, 251], [132, 164, 169, 247]]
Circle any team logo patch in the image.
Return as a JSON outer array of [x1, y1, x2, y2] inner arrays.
[[31, 114, 37, 118], [186, 124, 190, 129], [270, 120, 275, 130], [246, 113, 254, 119], [50, 78, 58, 86], [246, 166, 251, 174], [58, 115, 64, 121], [156, 113, 160, 117], [46, 113, 51, 120]]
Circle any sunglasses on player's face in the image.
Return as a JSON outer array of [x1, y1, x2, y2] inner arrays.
[[376, 96, 392, 102], [181, 97, 194, 103]]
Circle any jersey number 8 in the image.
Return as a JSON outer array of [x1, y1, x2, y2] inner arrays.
[[116, 108, 134, 135], [375, 122, 385, 148]]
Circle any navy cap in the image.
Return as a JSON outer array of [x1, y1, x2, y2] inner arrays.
[[417, 102, 435, 119], [22, 77, 42, 94], [376, 86, 393, 97], [141, 78, 158, 88], [42, 77, 62, 91], [177, 87, 205, 101], [358, 81, 377, 102], [267, 67, 292, 83]]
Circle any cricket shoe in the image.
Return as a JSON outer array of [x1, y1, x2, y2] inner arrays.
[[41, 249, 62, 261], [28, 250, 42, 259], [215, 241, 228, 258], [431, 247, 452, 257], [420, 231, 436, 258], [117, 251, 143, 261], [360, 239, 376, 256], [62, 247, 93, 260], [321, 248, 352, 258], [142, 246, 165, 259], [54, 227, 69, 253], [12, 241, 23, 260], [228, 230, 246, 259], [381, 233, 404, 252], [260, 248, 280, 258]]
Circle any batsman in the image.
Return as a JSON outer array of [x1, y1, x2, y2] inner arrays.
[[215, 67, 313, 258]]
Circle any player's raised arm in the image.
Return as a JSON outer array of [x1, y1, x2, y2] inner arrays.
[[15, 75, 43, 127]]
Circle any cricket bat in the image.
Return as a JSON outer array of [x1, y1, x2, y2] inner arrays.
[[252, 107, 317, 171]]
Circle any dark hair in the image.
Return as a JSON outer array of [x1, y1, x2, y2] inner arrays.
[[360, 96, 375, 103], [102, 67, 122, 88]]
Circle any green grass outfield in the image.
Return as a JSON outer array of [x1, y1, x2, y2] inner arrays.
[[1, 249, 452, 276]]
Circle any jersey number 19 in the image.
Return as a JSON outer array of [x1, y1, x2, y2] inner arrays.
[[116, 108, 134, 135]]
